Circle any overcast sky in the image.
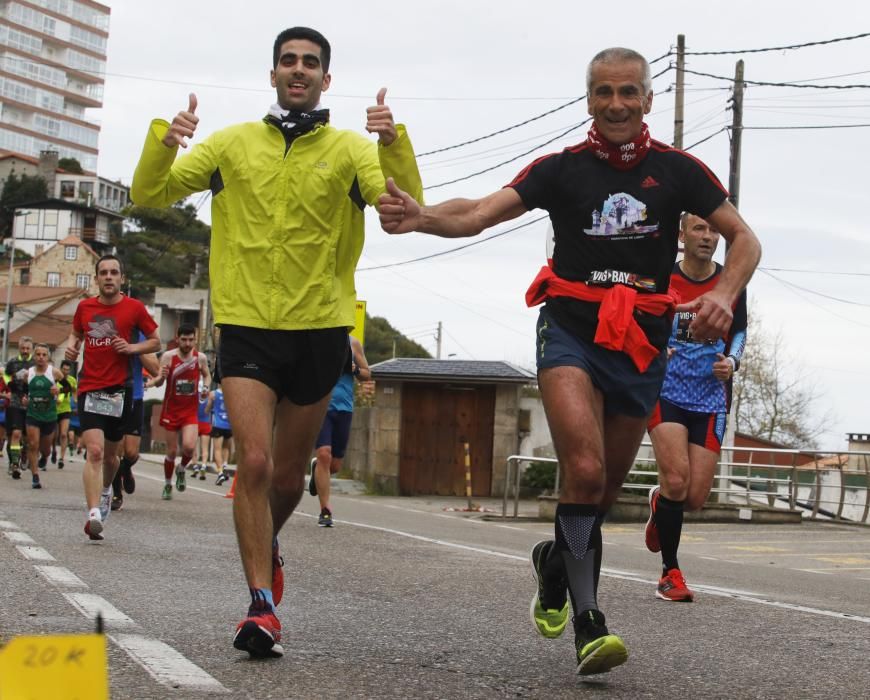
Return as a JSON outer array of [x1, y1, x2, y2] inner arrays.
[[95, 1, 870, 451]]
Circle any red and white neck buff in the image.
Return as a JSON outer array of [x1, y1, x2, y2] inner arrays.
[[587, 122, 651, 170]]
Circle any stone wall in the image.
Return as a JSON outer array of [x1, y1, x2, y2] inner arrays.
[[491, 385, 521, 497]]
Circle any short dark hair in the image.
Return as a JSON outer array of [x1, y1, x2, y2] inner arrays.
[[273, 27, 331, 71], [177, 323, 197, 337], [61, 359, 72, 369], [95, 254, 124, 276]]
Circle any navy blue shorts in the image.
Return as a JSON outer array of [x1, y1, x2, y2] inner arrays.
[[315, 410, 353, 458], [535, 308, 667, 417], [648, 397, 727, 454]]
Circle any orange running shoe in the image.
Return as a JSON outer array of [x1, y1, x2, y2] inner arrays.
[[656, 568, 694, 602], [645, 486, 661, 553]]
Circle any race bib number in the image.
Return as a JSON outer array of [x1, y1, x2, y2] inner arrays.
[[175, 379, 196, 396], [84, 390, 125, 418]]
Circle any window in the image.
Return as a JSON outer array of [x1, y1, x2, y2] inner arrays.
[[76, 273, 89, 289], [60, 181, 75, 197], [78, 181, 94, 200], [64, 245, 77, 260], [47, 272, 60, 287]]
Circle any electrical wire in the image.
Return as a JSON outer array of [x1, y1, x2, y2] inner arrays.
[[683, 32, 870, 56], [759, 269, 870, 307], [357, 214, 548, 271], [682, 68, 870, 90]]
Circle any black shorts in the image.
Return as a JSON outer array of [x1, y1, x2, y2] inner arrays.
[[123, 399, 145, 437], [535, 307, 667, 417], [57, 411, 72, 421], [648, 397, 727, 454], [78, 388, 133, 443], [315, 410, 354, 458], [210, 426, 233, 439], [25, 418, 56, 437], [217, 324, 348, 405], [5, 406, 26, 431]]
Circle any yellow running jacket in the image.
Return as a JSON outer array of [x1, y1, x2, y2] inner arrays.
[[131, 119, 423, 330]]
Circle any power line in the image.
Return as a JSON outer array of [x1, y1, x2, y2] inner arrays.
[[683, 127, 727, 150], [416, 96, 586, 158], [759, 267, 870, 277], [423, 121, 589, 190], [735, 123, 870, 130], [682, 68, 870, 90], [759, 269, 870, 307], [683, 32, 870, 56], [357, 214, 547, 271]]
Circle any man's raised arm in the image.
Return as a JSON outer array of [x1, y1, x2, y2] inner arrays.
[[378, 178, 527, 238]]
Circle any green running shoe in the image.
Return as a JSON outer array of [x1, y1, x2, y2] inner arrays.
[[162, 484, 173, 500], [175, 467, 186, 492], [574, 609, 628, 675], [529, 540, 569, 639]]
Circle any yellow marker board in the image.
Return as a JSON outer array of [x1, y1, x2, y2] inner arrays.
[[351, 299, 366, 345], [0, 634, 108, 700]]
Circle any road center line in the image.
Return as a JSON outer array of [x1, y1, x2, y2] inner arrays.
[[297, 511, 870, 626], [4, 530, 35, 544], [34, 565, 88, 588]]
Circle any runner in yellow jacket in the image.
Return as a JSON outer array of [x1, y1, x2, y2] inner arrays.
[[131, 26, 423, 659]]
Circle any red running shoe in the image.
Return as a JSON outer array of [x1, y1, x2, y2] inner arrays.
[[233, 601, 284, 657], [272, 540, 284, 607], [656, 568, 694, 602], [645, 486, 661, 553], [84, 517, 104, 541]]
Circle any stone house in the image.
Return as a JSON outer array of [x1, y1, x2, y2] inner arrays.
[[345, 358, 535, 497]]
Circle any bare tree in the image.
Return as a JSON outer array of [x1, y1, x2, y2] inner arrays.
[[732, 307, 833, 448]]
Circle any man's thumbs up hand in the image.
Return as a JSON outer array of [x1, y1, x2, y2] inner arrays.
[[366, 87, 397, 146], [163, 92, 200, 149]]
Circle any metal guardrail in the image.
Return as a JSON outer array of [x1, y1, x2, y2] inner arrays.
[[502, 444, 870, 523]]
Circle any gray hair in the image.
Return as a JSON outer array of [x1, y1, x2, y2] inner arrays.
[[19, 335, 33, 346], [586, 47, 652, 95]]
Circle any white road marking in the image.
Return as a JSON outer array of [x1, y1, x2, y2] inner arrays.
[[4, 530, 35, 544], [34, 565, 88, 588], [137, 462, 870, 627], [0, 520, 20, 529], [298, 511, 870, 626], [62, 592, 135, 627], [16, 545, 55, 561], [109, 634, 228, 694]]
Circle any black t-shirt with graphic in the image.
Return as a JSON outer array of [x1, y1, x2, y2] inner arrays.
[[509, 138, 728, 349]]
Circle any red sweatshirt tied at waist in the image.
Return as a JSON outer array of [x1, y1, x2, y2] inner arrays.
[[525, 265, 679, 373]]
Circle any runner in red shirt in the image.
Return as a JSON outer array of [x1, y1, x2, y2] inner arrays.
[[65, 255, 160, 541], [146, 323, 210, 500]]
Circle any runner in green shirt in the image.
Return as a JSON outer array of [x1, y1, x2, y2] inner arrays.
[[24, 344, 68, 489]]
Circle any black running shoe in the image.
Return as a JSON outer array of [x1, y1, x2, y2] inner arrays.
[[50, 449, 57, 464], [111, 495, 123, 511], [529, 540, 569, 638], [318, 508, 333, 527], [32, 475, 42, 489], [574, 609, 628, 675], [58, 459, 64, 469], [11, 467, 21, 480], [121, 467, 136, 494], [38, 456, 47, 471]]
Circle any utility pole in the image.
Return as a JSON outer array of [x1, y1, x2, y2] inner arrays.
[[435, 321, 442, 359], [721, 60, 745, 503], [673, 34, 686, 149], [728, 59, 745, 210]]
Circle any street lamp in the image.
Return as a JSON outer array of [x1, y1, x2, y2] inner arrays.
[[2, 209, 30, 363]]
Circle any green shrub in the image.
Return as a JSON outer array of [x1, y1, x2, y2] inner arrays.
[[521, 461, 557, 490]]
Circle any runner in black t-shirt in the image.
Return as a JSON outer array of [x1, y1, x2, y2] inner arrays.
[[379, 47, 761, 676]]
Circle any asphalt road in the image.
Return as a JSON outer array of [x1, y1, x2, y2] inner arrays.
[[1, 455, 869, 699]]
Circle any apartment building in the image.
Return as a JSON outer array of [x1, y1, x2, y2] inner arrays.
[[0, 0, 109, 173]]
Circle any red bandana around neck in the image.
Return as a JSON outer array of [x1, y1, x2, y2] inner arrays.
[[587, 122, 651, 170]]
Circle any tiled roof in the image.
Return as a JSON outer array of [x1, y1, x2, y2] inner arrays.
[[1, 285, 84, 306], [371, 358, 535, 384], [9, 314, 74, 347]]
